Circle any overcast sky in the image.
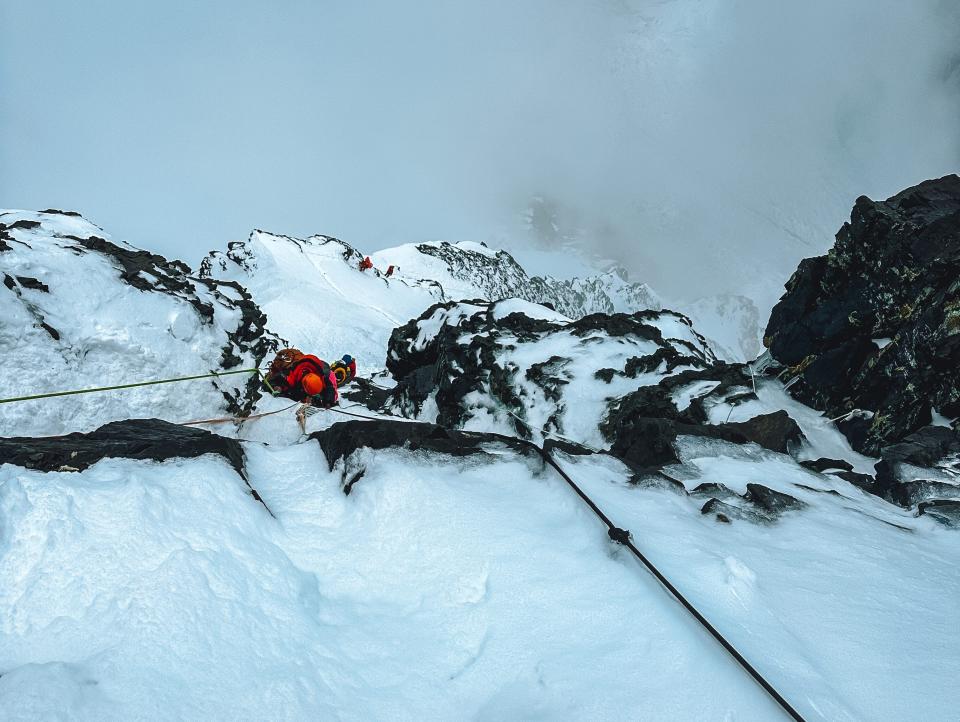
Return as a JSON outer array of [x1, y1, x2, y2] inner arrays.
[[2, 0, 959, 306]]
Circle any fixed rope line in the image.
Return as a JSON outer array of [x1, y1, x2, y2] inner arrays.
[[531, 445, 806, 722], [494, 408, 804, 720], [182, 402, 299, 427], [0, 368, 261, 405], [319, 401, 806, 721]]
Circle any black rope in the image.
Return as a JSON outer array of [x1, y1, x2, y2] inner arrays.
[[320, 398, 806, 720], [534, 446, 806, 722]]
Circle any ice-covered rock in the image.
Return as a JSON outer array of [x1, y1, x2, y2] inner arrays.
[[0, 210, 279, 436]]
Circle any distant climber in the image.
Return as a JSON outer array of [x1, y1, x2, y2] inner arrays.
[[359, 256, 373, 272], [385, 265, 395, 277], [263, 349, 356, 408]]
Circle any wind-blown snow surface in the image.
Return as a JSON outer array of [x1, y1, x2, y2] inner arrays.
[[199, 230, 444, 370], [1, 430, 957, 720]]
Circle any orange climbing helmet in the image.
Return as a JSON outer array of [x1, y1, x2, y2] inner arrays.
[[301, 373, 326, 396]]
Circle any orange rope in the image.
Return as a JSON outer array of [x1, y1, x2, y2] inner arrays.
[[181, 402, 299, 427]]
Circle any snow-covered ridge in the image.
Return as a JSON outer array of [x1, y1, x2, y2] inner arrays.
[[0, 210, 279, 436], [197, 229, 447, 376], [372, 240, 662, 317]]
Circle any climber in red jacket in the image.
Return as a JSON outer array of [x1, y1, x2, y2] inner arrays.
[[263, 349, 356, 408], [359, 256, 373, 272]]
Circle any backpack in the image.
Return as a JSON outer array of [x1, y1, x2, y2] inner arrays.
[[269, 348, 304, 377], [265, 348, 306, 394]]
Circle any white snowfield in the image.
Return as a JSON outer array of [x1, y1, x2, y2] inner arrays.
[[1, 210, 959, 720], [1, 432, 957, 720]]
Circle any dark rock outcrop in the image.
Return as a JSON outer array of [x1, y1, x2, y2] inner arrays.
[[719, 411, 804, 454], [744, 483, 808, 517], [764, 175, 960, 456], [873, 459, 960, 508], [313, 418, 530, 470], [801, 457, 854, 473], [0, 418, 245, 475], [881, 426, 960, 468], [917, 500, 960, 528], [604, 411, 804, 470], [0, 419, 274, 513], [699, 484, 807, 525]]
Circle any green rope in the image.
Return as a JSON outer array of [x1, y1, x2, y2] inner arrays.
[[0, 368, 260, 406]]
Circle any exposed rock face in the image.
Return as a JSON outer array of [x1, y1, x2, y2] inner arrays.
[[384, 298, 805, 475], [0, 418, 273, 512], [764, 175, 960, 456], [603, 410, 803, 470], [701, 484, 808, 524], [314, 419, 530, 468], [881, 426, 960, 468], [0, 418, 245, 475], [385, 299, 721, 442]]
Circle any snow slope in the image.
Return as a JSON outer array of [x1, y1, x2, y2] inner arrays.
[[199, 230, 444, 372], [0, 211, 277, 436], [1, 424, 957, 720]]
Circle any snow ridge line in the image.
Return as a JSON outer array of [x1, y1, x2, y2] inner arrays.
[[320, 405, 807, 721]]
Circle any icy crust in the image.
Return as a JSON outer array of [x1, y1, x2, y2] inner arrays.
[[1, 419, 958, 720], [371, 240, 662, 318], [0, 210, 279, 436]]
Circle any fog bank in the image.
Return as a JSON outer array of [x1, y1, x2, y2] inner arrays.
[[2, 0, 958, 307]]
